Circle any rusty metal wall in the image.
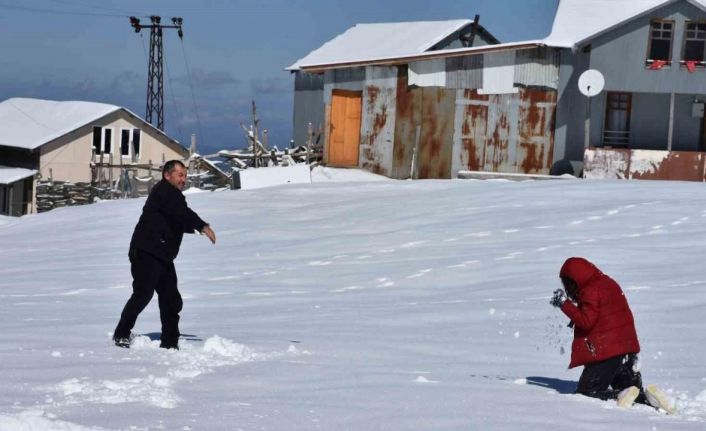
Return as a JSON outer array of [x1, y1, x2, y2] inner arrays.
[[392, 66, 421, 179], [445, 55, 483, 89], [315, 49, 561, 179], [452, 89, 488, 173], [584, 148, 706, 181], [514, 47, 560, 90], [452, 87, 557, 175], [417, 87, 456, 179], [359, 66, 398, 176], [516, 88, 557, 173], [630, 150, 705, 181]]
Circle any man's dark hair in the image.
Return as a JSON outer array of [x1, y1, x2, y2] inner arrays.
[[162, 160, 186, 178]]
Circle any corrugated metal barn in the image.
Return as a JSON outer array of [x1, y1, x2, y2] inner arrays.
[[289, 19, 561, 179]]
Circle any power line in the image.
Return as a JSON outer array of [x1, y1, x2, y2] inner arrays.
[[163, 46, 186, 145], [179, 39, 205, 147], [44, 0, 143, 16], [0, 2, 129, 17]]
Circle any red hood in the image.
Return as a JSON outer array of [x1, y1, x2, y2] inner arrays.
[[560, 257, 602, 288]]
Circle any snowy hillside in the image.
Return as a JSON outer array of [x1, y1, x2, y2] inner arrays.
[[1, 173, 706, 430]]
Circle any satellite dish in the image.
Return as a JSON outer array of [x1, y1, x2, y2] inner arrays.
[[578, 69, 605, 97]]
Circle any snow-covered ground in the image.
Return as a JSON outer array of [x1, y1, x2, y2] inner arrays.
[[1, 171, 706, 430]]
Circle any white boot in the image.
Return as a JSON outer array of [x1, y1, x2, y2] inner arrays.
[[617, 386, 640, 408], [645, 384, 677, 414]]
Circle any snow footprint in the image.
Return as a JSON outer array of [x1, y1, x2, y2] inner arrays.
[[464, 231, 492, 238], [671, 217, 689, 226], [447, 260, 480, 269], [399, 240, 428, 249], [43, 336, 277, 410], [307, 260, 332, 266], [496, 252, 524, 261], [406, 269, 432, 279], [331, 285, 365, 293], [376, 277, 395, 287]]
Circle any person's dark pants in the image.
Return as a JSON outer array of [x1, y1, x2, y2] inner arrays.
[[577, 353, 649, 405], [114, 249, 183, 348]]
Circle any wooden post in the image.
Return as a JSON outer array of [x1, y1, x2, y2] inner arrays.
[[147, 160, 154, 194], [108, 153, 114, 192], [119, 153, 125, 197], [306, 122, 313, 165], [252, 100, 260, 168], [668, 92, 675, 151], [412, 124, 421, 179], [99, 152, 104, 188]]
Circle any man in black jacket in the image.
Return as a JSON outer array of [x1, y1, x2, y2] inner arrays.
[[113, 160, 216, 349]]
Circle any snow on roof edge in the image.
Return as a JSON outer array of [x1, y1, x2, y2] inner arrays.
[[0, 166, 37, 185], [0, 98, 185, 151], [293, 39, 549, 72], [286, 19, 474, 71]]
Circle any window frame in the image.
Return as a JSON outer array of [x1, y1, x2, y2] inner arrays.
[[92, 126, 102, 155], [120, 128, 132, 159], [131, 128, 142, 161], [603, 92, 633, 147], [681, 20, 706, 68], [645, 19, 676, 67], [101, 127, 113, 155]]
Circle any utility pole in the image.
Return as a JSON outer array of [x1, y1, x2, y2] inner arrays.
[[129, 16, 183, 131]]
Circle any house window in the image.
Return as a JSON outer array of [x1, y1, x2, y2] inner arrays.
[[119, 128, 142, 159], [92, 126, 102, 154], [646, 19, 674, 67], [120, 129, 130, 157], [92, 126, 113, 154], [603, 92, 632, 147], [682, 21, 706, 68], [103, 128, 112, 154], [132, 128, 141, 158]]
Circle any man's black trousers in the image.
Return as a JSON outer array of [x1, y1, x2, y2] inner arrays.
[[577, 353, 649, 405], [114, 249, 183, 348]]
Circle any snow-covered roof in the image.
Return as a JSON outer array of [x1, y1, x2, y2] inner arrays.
[[0, 165, 36, 185], [0, 98, 120, 150], [544, 0, 706, 48], [287, 20, 473, 70], [295, 40, 546, 72]]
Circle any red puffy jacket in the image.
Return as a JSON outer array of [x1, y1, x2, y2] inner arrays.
[[559, 257, 640, 369]]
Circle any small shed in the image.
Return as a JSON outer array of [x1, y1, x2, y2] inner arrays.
[[288, 18, 500, 150], [0, 166, 36, 216]]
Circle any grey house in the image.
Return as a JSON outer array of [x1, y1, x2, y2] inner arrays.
[[551, 0, 706, 180], [289, 0, 706, 181]]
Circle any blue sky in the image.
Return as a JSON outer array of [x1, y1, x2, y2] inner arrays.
[[0, 0, 559, 154]]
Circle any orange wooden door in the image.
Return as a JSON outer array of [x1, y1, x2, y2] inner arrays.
[[328, 90, 362, 167]]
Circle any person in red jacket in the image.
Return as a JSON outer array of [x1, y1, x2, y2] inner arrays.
[[550, 257, 675, 412]]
